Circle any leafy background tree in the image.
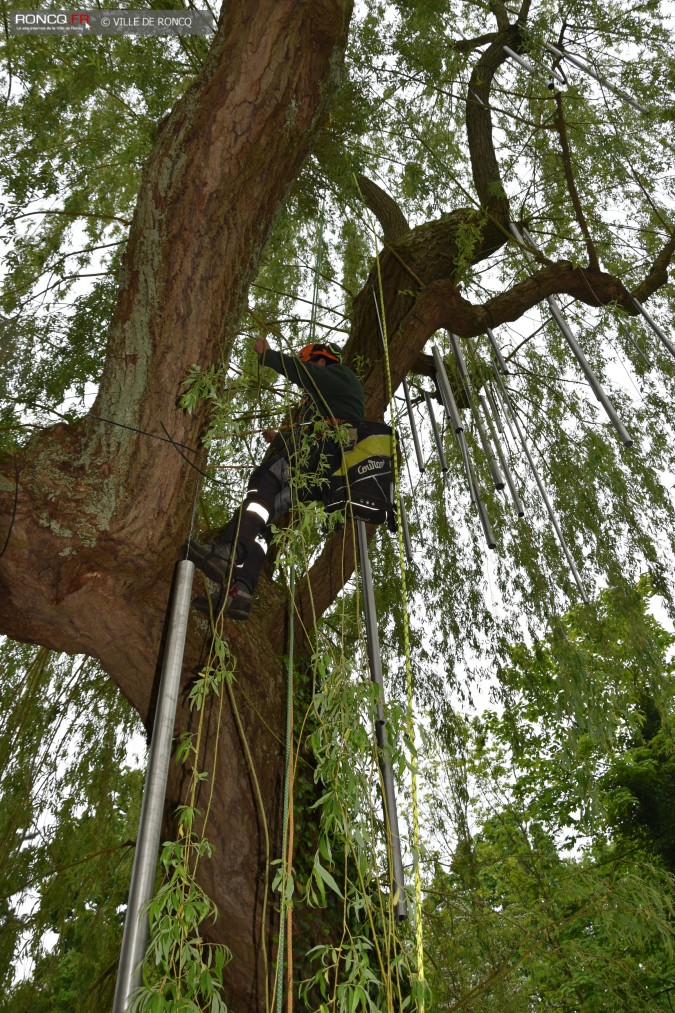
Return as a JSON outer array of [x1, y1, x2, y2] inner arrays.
[[1, 0, 674, 1008]]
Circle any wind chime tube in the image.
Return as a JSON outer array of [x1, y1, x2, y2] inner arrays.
[[486, 327, 510, 375], [493, 367, 590, 603], [399, 495, 414, 563], [513, 224, 633, 448], [356, 520, 408, 921], [424, 391, 449, 473], [113, 559, 195, 1013], [432, 351, 477, 504], [436, 348, 497, 543], [448, 333, 505, 491], [431, 345, 463, 433], [464, 334, 523, 514], [503, 44, 566, 84], [545, 294, 633, 447], [403, 377, 426, 473], [475, 489, 497, 549], [487, 385, 504, 432], [479, 390, 525, 516], [544, 42, 648, 114], [631, 297, 675, 361]]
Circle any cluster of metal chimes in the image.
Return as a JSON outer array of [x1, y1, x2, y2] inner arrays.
[[395, 222, 675, 605]]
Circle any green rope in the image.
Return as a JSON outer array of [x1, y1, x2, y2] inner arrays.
[[275, 566, 295, 1013]]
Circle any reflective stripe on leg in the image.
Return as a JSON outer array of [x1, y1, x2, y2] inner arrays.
[[245, 501, 271, 523]]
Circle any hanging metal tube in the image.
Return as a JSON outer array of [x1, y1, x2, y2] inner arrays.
[[356, 520, 408, 921], [113, 559, 195, 1013], [503, 44, 566, 85], [492, 367, 589, 603], [431, 345, 463, 433], [631, 297, 675, 361], [486, 327, 510, 375], [511, 223, 633, 448], [432, 349, 476, 504], [544, 42, 647, 114], [403, 377, 426, 473], [463, 335, 524, 515], [477, 388, 525, 516], [424, 391, 449, 473], [448, 333, 505, 491], [487, 385, 504, 432]]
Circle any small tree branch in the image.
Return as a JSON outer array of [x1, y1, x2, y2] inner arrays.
[[553, 92, 599, 270], [488, 0, 510, 31]]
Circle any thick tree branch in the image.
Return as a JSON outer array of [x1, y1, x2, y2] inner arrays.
[[354, 173, 410, 243], [633, 228, 675, 303], [466, 24, 521, 224]]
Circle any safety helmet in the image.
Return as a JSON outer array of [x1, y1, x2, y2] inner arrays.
[[298, 341, 343, 365]]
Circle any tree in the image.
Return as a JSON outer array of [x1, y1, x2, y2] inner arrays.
[[422, 580, 675, 1009], [1, 0, 674, 1007]]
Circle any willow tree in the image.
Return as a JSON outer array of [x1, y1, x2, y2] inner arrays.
[[1, 0, 674, 1008]]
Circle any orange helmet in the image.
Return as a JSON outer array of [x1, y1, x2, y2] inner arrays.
[[298, 342, 343, 365]]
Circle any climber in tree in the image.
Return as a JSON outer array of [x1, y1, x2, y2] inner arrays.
[[187, 337, 365, 620]]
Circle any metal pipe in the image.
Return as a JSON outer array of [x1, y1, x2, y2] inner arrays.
[[448, 333, 505, 491], [511, 224, 633, 448], [463, 335, 523, 514], [475, 488, 497, 549], [487, 385, 504, 432], [503, 44, 566, 85], [631, 297, 675, 361], [113, 559, 195, 1013], [492, 367, 589, 603], [432, 349, 476, 503], [432, 350, 497, 546], [402, 378, 426, 473], [356, 520, 408, 921], [486, 327, 510, 375], [424, 391, 449, 472], [544, 42, 647, 114], [431, 345, 463, 433], [477, 387, 525, 516], [399, 495, 414, 563], [478, 391, 518, 518]]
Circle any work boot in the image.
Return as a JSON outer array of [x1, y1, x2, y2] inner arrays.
[[193, 582, 252, 622], [184, 539, 237, 585]]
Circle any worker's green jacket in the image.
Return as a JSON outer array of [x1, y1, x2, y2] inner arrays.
[[260, 349, 365, 424]]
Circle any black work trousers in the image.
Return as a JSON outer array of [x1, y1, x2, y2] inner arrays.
[[218, 429, 341, 594]]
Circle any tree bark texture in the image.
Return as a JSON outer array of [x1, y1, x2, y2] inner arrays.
[[0, 4, 672, 1009]]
